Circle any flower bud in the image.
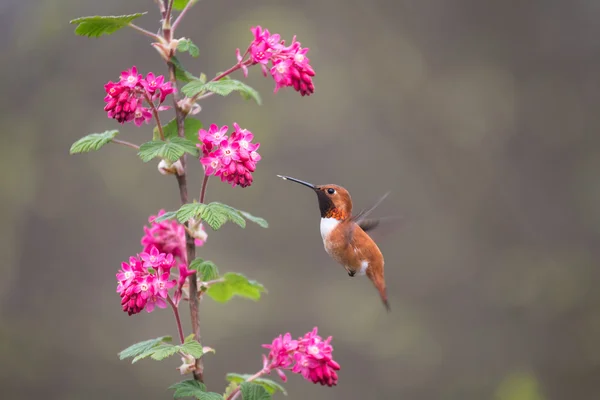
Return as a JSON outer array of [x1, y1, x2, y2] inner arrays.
[[158, 159, 184, 176]]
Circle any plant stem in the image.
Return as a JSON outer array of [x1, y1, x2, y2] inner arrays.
[[211, 63, 241, 83], [172, 0, 197, 33], [128, 23, 164, 42], [167, 60, 204, 383], [167, 295, 185, 344], [227, 369, 268, 400], [163, 0, 174, 41], [200, 174, 209, 203], [144, 93, 166, 141], [155, 0, 167, 16], [110, 139, 140, 150]]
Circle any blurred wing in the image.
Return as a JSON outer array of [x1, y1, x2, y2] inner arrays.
[[359, 215, 405, 243], [345, 192, 391, 243], [351, 191, 390, 225]]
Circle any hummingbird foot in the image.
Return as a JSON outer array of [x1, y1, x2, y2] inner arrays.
[[347, 270, 356, 277]]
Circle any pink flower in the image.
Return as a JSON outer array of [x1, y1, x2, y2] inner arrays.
[[238, 27, 315, 96], [236, 48, 249, 77], [154, 270, 176, 298], [103, 66, 173, 126], [142, 210, 188, 263], [261, 327, 340, 387], [198, 124, 261, 188], [116, 246, 177, 315], [198, 124, 229, 155], [120, 66, 142, 88], [133, 106, 152, 127], [145, 293, 167, 313], [142, 72, 164, 94], [140, 211, 207, 307], [215, 139, 240, 165], [200, 153, 222, 176], [140, 246, 166, 269]]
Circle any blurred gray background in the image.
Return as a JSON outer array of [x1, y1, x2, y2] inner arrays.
[[1, 0, 600, 399]]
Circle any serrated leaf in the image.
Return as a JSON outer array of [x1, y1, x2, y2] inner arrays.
[[70, 130, 119, 154], [200, 204, 229, 230], [158, 118, 203, 143], [198, 393, 224, 400], [207, 272, 266, 303], [226, 374, 286, 396], [178, 38, 200, 58], [239, 211, 269, 228], [118, 336, 171, 360], [208, 203, 246, 228], [180, 340, 204, 358], [171, 56, 198, 83], [189, 259, 220, 281], [153, 210, 177, 223], [138, 137, 198, 162], [170, 380, 207, 399], [176, 203, 205, 224], [241, 382, 271, 400], [149, 343, 180, 361], [173, 0, 197, 11], [70, 13, 147, 38], [181, 79, 262, 105]]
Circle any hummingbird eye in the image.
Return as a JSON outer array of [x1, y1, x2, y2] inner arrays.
[[327, 188, 336, 195]]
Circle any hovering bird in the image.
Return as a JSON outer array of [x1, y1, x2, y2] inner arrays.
[[277, 175, 392, 311]]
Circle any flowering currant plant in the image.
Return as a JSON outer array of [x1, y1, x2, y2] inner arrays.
[[69, 1, 337, 399]]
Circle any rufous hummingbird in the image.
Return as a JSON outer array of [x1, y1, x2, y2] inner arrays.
[[277, 175, 391, 311]]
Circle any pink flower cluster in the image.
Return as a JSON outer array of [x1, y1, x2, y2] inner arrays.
[[262, 327, 340, 387], [104, 66, 174, 126], [237, 26, 315, 96], [140, 210, 207, 304], [117, 246, 176, 315], [198, 123, 261, 188]]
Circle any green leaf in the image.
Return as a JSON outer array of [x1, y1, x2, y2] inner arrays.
[[163, 202, 267, 231], [207, 203, 246, 229], [138, 137, 198, 162], [147, 343, 180, 361], [69, 130, 119, 154], [173, 0, 197, 11], [118, 336, 171, 360], [207, 272, 266, 303], [170, 380, 207, 399], [171, 56, 198, 83], [180, 339, 204, 358], [226, 374, 287, 396], [158, 118, 203, 143], [239, 211, 269, 229], [175, 203, 205, 224], [200, 205, 229, 230], [178, 38, 200, 58], [189, 259, 220, 281], [181, 79, 262, 105], [241, 382, 271, 400], [153, 210, 177, 223], [70, 13, 147, 38], [198, 393, 224, 400]]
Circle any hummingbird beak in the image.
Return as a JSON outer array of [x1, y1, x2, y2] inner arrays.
[[277, 175, 316, 190]]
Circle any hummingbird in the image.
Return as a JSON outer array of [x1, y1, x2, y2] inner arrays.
[[277, 175, 392, 311]]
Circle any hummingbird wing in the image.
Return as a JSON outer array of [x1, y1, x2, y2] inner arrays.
[[351, 191, 390, 225], [345, 192, 392, 243]]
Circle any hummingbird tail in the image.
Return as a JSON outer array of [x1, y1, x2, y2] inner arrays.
[[368, 268, 390, 312]]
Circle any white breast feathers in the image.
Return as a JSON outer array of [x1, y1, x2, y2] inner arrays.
[[320, 217, 339, 240]]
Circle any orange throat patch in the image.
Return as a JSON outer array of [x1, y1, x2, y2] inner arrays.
[[324, 207, 348, 220]]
